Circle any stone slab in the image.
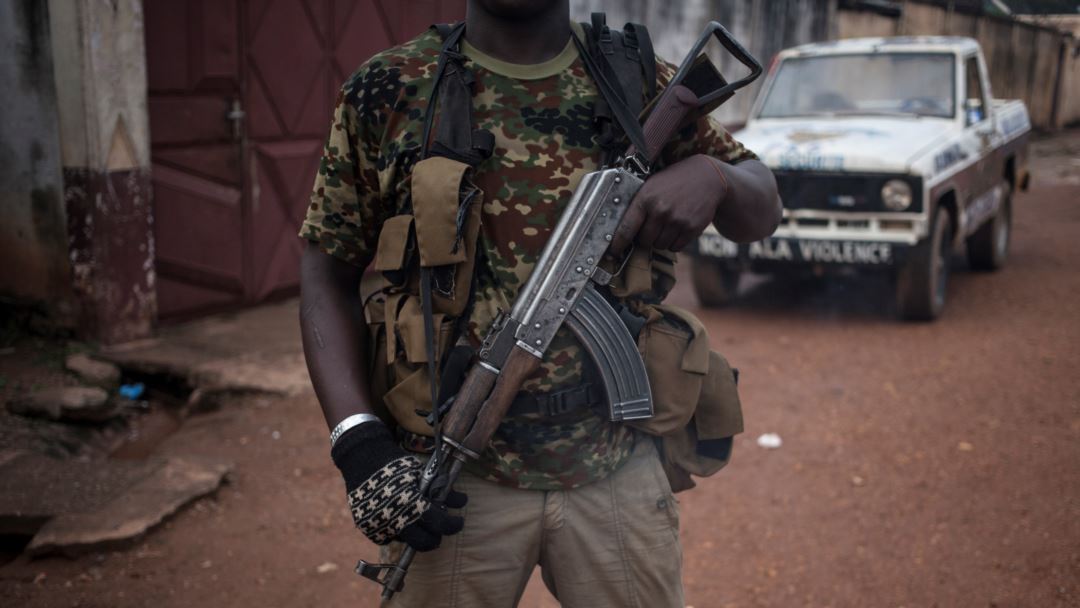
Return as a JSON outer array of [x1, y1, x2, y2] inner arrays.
[[6, 386, 119, 422], [101, 298, 312, 397], [65, 353, 122, 388], [26, 456, 230, 556], [0, 453, 157, 535]]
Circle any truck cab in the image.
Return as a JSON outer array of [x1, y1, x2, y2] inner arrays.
[[693, 36, 1030, 320]]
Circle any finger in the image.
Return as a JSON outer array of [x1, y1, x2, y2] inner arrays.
[[652, 222, 682, 252], [442, 489, 468, 509], [610, 195, 647, 255], [398, 522, 442, 552], [418, 505, 465, 536], [670, 231, 696, 252], [635, 208, 662, 249]]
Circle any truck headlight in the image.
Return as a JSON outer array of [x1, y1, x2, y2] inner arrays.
[[881, 180, 913, 211]]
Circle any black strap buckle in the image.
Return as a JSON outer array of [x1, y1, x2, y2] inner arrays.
[[541, 391, 575, 417]]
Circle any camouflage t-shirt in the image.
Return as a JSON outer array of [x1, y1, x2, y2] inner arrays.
[[300, 25, 756, 490]]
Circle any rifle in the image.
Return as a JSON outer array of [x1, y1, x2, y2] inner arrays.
[[358, 22, 762, 600]]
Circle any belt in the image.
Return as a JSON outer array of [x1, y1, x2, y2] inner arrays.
[[505, 382, 605, 419]]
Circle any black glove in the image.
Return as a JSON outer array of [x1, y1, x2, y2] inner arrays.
[[331, 421, 467, 551]]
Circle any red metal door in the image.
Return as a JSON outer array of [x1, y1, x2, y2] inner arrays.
[[147, 0, 246, 318], [147, 0, 465, 318]]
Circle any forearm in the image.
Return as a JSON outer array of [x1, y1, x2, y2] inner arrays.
[[299, 243, 376, 430], [710, 158, 782, 243]]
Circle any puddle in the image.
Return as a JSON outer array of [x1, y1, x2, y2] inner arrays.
[[109, 406, 185, 460], [107, 370, 194, 460]]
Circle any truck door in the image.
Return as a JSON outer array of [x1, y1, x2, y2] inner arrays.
[[962, 54, 998, 232]]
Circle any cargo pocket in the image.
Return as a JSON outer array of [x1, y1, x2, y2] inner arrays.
[[628, 304, 710, 437]]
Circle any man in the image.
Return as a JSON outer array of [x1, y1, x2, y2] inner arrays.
[[299, 0, 780, 606]]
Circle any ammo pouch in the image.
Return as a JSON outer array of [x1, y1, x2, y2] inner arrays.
[[368, 156, 484, 437], [629, 303, 744, 493]]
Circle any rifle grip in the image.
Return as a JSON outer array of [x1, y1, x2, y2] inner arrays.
[[627, 84, 700, 165], [460, 346, 541, 455], [442, 363, 498, 443]]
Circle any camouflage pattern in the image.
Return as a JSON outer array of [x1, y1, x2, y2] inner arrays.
[[300, 26, 757, 490]]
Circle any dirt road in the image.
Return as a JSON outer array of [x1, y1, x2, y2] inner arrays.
[[3, 131, 1078, 607]]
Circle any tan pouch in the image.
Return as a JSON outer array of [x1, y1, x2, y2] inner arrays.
[[383, 363, 436, 437], [695, 350, 743, 441], [372, 215, 415, 271], [412, 156, 473, 267], [628, 303, 744, 492], [628, 304, 710, 437], [385, 294, 453, 365], [609, 248, 679, 300], [377, 296, 456, 437], [410, 156, 485, 316]]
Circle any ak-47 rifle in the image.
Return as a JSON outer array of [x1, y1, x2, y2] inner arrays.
[[358, 22, 762, 600]]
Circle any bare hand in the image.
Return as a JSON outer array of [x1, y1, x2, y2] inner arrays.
[[611, 154, 728, 253]]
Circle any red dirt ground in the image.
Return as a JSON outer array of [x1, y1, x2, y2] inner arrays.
[[2, 132, 1078, 607]]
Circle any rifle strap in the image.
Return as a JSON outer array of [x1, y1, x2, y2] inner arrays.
[[419, 266, 441, 435], [571, 32, 648, 162]]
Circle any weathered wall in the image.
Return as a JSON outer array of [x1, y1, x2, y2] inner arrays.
[[0, 0, 74, 319], [48, 0, 156, 344], [572, 0, 1077, 130], [836, 2, 1080, 129], [570, 0, 837, 126]]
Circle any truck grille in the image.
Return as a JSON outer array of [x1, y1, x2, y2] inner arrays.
[[774, 171, 922, 213]]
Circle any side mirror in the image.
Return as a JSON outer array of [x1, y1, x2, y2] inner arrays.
[[964, 98, 984, 126]]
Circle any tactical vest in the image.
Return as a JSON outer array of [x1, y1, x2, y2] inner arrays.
[[365, 14, 744, 492]]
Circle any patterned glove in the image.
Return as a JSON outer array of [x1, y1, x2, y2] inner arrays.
[[331, 421, 467, 551]]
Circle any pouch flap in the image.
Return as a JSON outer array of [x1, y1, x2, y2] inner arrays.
[[662, 419, 732, 485], [652, 304, 710, 375], [695, 350, 744, 440], [373, 215, 415, 271], [412, 156, 471, 268], [610, 247, 654, 297], [383, 365, 435, 437]]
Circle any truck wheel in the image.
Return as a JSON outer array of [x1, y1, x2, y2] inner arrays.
[[691, 257, 741, 307], [966, 185, 1011, 271], [896, 207, 951, 321]]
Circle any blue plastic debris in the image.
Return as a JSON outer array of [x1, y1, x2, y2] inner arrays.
[[118, 382, 145, 400]]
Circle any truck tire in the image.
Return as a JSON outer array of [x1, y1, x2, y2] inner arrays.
[[966, 185, 1011, 271], [691, 257, 741, 308], [896, 206, 951, 321]]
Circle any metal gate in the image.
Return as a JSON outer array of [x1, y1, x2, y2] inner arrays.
[[146, 0, 465, 318]]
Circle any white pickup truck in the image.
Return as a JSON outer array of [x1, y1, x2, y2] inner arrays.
[[693, 36, 1031, 320]]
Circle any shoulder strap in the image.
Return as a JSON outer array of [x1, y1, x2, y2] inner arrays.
[[623, 23, 656, 101], [576, 13, 656, 164]]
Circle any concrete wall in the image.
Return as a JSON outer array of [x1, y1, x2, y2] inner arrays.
[[0, 0, 75, 320], [570, 0, 837, 126], [47, 0, 156, 344], [0, 0, 155, 343]]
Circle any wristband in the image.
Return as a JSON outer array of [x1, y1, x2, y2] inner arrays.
[[329, 413, 381, 447]]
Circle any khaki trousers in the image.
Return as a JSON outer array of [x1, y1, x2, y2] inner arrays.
[[380, 438, 684, 608]]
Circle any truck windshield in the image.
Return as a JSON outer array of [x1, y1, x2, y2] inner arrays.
[[758, 52, 955, 119]]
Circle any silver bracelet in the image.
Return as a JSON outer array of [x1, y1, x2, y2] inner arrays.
[[330, 413, 382, 447]]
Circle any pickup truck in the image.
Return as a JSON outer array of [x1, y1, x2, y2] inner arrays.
[[692, 36, 1031, 320]]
